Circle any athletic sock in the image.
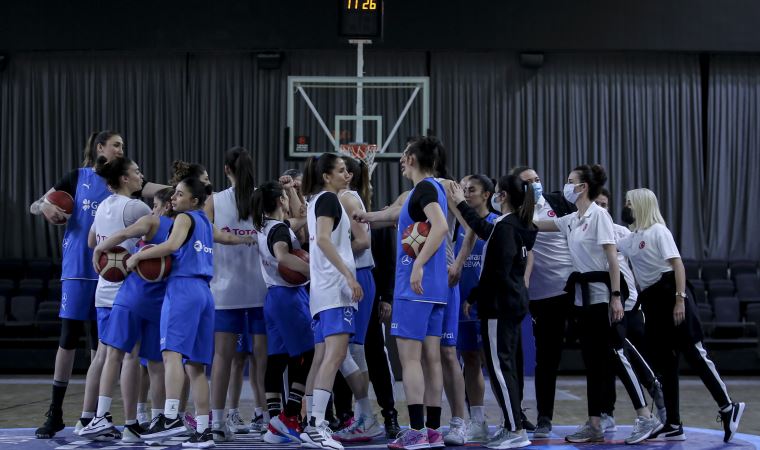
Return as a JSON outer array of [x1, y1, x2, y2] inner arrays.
[[51, 380, 68, 410], [164, 399, 180, 420], [152, 408, 164, 420], [266, 394, 282, 419], [425, 406, 442, 430], [96, 396, 112, 418], [196, 415, 210, 432], [211, 409, 225, 429], [254, 407, 264, 418], [311, 389, 331, 425], [125, 419, 136, 426], [356, 397, 371, 418], [285, 387, 305, 418], [228, 408, 239, 416], [470, 405, 485, 422], [81, 411, 95, 419], [305, 395, 313, 420], [408, 404, 424, 430]]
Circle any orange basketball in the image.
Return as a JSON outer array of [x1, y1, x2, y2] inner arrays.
[[44, 191, 74, 225], [401, 222, 431, 258], [278, 248, 309, 285], [136, 244, 172, 282], [97, 246, 130, 282]]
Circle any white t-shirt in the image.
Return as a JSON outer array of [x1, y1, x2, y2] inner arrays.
[[617, 223, 681, 291], [529, 196, 575, 300], [554, 202, 616, 306], [613, 224, 638, 311]]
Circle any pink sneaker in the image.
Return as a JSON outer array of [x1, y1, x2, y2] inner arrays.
[[427, 428, 444, 448], [387, 428, 429, 449]]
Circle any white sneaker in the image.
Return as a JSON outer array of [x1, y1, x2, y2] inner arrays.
[[465, 419, 489, 443], [600, 413, 617, 432], [78, 415, 114, 439], [444, 417, 466, 446], [332, 414, 383, 443], [485, 428, 531, 449], [300, 420, 343, 449], [211, 423, 236, 442], [226, 411, 250, 434]]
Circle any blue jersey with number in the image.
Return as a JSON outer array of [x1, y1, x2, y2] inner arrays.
[[61, 168, 111, 280], [455, 211, 498, 320], [394, 178, 448, 304], [170, 210, 214, 281]]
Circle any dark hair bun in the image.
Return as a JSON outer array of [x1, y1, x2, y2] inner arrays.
[[590, 164, 608, 186]]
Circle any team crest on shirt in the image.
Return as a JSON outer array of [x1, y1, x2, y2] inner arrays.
[[639, 241, 646, 249], [547, 210, 556, 218], [401, 255, 413, 266]]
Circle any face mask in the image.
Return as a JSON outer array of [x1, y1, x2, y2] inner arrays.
[[532, 182, 543, 202], [563, 183, 580, 204], [491, 192, 502, 211], [622, 206, 636, 225]]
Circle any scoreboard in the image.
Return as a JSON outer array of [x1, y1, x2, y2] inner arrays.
[[338, 0, 384, 40]]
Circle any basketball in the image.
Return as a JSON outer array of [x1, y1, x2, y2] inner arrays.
[[278, 248, 309, 285], [135, 244, 172, 282], [401, 221, 431, 258], [44, 191, 74, 225], [97, 246, 130, 282]]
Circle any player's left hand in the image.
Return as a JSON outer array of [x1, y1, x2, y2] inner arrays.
[[125, 254, 140, 272]]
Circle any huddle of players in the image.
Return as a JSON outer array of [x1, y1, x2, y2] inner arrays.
[[30, 131, 745, 450]]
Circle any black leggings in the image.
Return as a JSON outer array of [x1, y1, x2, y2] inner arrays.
[[481, 317, 523, 431], [59, 318, 98, 350]]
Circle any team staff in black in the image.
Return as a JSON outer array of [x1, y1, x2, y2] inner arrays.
[[618, 188, 745, 443], [447, 174, 537, 450]]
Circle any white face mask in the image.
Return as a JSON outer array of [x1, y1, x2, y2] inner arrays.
[[491, 192, 502, 211], [563, 183, 580, 204]]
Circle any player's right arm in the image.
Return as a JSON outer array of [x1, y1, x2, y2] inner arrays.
[[272, 241, 309, 277], [31, 170, 78, 223]]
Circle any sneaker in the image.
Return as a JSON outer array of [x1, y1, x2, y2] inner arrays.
[[140, 414, 187, 440], [520, 411, 536, 433], [565, 422, 604, 443], [73, 417, 91, 436], [382, 409, 401, 440], [387, 428, 429, 449], [600, 413, 617, 432], [249, 414, 265, 434], [211, 422, 236, 442], [718, 402, 745, 443], [95, 427, 122, 441], [270, 412, 303, 443], [35, 405, 65, 439], [184, 412, 197, 432], [122, 423, 146, 443], [465, 419, 489, 443], [226, 410, 249, 434], [263, 423, 292, 444], [443, 417, 466, 446], [427, 427, 444, 448], [79, 414, 115, 438], [649, 423, 686, 441], [183, 427, 215, 448], [300, 419, 343, 449], [486, 428, 531, 449], [624, 415, 663, 444], [326, 410, 342, 432], [137, 411, 150, 426], [333, 414, 384, 443], [533, 416, 552, 439]]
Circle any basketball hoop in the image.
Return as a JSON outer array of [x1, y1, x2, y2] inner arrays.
[[338, 143, 378, 178]]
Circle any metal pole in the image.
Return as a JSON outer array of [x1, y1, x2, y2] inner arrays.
[[356, 41, 364, 144]]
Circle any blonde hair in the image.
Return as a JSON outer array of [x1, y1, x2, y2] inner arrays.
[[625, 188, 666, 231]]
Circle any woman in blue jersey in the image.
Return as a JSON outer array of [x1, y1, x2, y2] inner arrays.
[[251, 180, 314, 445], [387, 137, 449, 450], [298, 153, 363, 450], [448, 174, 537, 449], [79, 187, 176, 441], [448, 174, 498, 443], [129, 177, 253, 448]]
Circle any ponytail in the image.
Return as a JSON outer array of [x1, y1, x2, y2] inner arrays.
[[341, 156, 372, 211], [498, 174, 535, 227], [82, 130, 120, 167], [251, 181, 284, 230], [225, 146, 255, 221]]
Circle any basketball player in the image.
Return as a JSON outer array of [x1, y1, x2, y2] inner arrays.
[[205, 147, 268, 442], [79, 187, 175, 441], [299, 153, 363, 450], [132, 177, 253, 448], [619, 188, 745, 442], [250, 180, 315, 445]]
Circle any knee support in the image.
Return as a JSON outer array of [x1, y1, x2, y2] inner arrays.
[[349, 343, 368, 373], [59, 318, 86, 350], [339, 350, 360, 378]]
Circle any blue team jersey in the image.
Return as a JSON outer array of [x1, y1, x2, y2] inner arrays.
[[61, 168, 111, 280], [394, 178, 449, 304], [455, 211, 499, 320], [170, 210, 214, 281]]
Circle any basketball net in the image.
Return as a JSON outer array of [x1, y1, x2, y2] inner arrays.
[[337, 143, 378, 178]]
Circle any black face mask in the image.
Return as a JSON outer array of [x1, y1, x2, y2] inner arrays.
[[622, 206, 635, 225]]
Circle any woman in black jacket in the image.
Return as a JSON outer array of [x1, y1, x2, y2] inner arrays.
[[447, 174, 537, 450]]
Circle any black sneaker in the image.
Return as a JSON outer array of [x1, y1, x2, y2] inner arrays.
[[35, 405, 65, 439], [649, 423, 686, 441], [182, 428, 215, 448], [521, 410, 536, 432], [719, 402, 745, 443], [382, 409, 401, 439], [140, 414, 187, 440], [123, 422, 147, 443]]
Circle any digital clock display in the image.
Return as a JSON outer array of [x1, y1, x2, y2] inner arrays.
[[338, 0, 383, 39]]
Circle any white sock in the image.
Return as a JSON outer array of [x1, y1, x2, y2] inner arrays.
[[197, 415, 210, 432], [81, 411, 95, 419], [229, 408, 239, 416], [125, 419, 136, 426], [263, 411, 271, 423], [305, 395, 313, 421], [311, 389, 331, 425], [212, 409, 225, 428], [471, 406, 485, 423], [152, 408, 164, 419], [356, 397, 372, 418], [164, 399, 180, 420], [254, 407, 264, 418], [137, 403, 148, 414], [96, 396, 112, 418]]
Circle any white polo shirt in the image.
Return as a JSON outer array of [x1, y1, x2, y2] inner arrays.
[[554, 201, 616, 306], [529, 196, 575, 300], [613, 223, 638, 311], [617, 223, 680, 291]]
